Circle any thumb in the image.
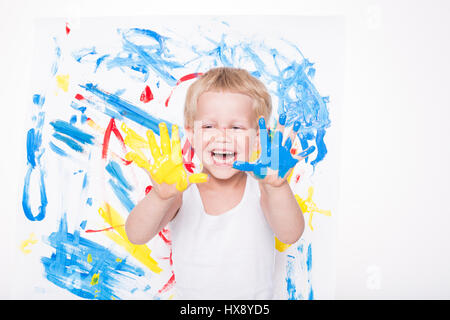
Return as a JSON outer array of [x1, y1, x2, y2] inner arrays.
[[188, 173, 208, 184]]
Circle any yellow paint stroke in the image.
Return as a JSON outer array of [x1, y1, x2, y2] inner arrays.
[[98, 202, 162, 274], [20, 233, 38, 254], [91, 273, 100, 286], [87, 253, 93, 263], [86, 118, 105, 134], [275, 186, 332, 252], [56, 74, 70, 92], [275, 237, 292, 252], [296, 186, 332, 232]]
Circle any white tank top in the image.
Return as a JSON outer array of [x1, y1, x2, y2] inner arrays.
[[169, 174, 275, 300]]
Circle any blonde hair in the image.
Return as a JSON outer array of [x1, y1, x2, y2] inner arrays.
[[184, 67, 272, 128]]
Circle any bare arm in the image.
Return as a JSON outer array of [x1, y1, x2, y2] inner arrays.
[[125, 190, 181, 245], [259, 181, 305, 244]]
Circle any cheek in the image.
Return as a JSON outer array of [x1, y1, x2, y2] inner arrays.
[[233, 132, 257, 154], [192, 130, 214, 153]]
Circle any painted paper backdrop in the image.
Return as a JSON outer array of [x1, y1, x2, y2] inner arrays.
[[15, 16, 344, 299]]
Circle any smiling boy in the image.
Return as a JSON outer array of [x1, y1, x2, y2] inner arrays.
[[125, 67, 307, 299]]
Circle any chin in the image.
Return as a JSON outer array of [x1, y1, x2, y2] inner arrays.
[[204, 165, 241, 181]]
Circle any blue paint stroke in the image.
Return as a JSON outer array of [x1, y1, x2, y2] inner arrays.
[[49, 141, 68, 157], [50, 120, 95, 145], [41, 213, 146, 300], [106, 161, 133, 191], [95, 54, 110, 72], [79, 83, 174, 137], [108, 179, 135, 213], [82, 173, 88, 189], [51, 37, 61, 75], [286, 256, 302, 300], [22, 96, 48, 221], [32, 94, 45, 107], [52, 133, 83, 152], [26, 128, 42, 168], [306, 243, 312, 272], [22, 166, 48, 222], [72, 47, 97, 62]]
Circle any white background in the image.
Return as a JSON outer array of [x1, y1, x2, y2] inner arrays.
[[1, 0, 449, 299]]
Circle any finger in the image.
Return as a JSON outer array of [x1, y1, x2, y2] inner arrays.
[[258, 117, 270, 162], [284, 136, 293, 151], [122, 123, 148, 152], [171, 124, 182, 163], [159, 122, 171, 155], [188, 173, 208, 184], [275, 112, 286, 135], [125, 151, 152, 172], [233, 160, 256, 172], [273, 131, 283, 149], [286, 120, 301, 151], [147, 129, 161, 161], [293, 145, 316, 160]]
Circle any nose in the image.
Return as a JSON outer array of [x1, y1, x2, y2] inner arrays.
[[213, 127, 231, 143]]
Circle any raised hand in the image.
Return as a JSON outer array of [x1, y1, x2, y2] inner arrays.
[[125, 122, 208, 195], [233, 113, 315, 184]]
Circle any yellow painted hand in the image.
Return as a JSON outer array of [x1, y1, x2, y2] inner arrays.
[[125, 122, 207, 192]]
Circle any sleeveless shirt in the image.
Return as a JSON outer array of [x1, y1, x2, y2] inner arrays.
[[169, 174, 275, 299]]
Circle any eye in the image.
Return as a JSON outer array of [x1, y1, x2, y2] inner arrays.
[[232, 126, 243, 130], [202, 124, 214, 129]]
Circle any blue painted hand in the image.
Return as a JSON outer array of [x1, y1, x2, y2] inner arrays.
[[233, 113, 315, 180]]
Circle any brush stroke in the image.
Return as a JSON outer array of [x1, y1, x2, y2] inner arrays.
[[79, 83, 174, 137], [41, 213, 146, 300], [106, 161, 133, 191], [97, 203, 163, 274]]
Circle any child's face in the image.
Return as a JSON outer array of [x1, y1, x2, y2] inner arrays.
[[186, 91, 259, 181]]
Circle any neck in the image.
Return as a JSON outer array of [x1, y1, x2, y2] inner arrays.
[[198, 171, 247, 192]]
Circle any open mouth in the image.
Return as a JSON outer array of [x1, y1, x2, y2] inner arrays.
[[210, 150, 237, 166]]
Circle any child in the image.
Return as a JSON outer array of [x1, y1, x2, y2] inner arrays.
[[125, 67, 308, 299]]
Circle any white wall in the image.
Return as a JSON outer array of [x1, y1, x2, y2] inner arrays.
[[1, 0, 449, 299]]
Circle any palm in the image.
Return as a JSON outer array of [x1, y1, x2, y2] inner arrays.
[[233, 115, 315, 183], [125, 123, 207, 195]]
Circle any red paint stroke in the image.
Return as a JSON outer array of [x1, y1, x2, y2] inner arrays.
[[65, 22, 71, 35], [158, 227, 171, 246], [75, 94, 85, 100], [181, 140, 195, 173], [121, 158, 133, 166], [160, 250, 173, 265], [295, 174, 301, 184], [158, 272, 175, 294], [140, 85, 154, 103], [290, 148, 297, 155], [145, 185, 152, 195], [165, 73, 203, 107], [102, 118, 127, 159], [85, 225, 124, 233]]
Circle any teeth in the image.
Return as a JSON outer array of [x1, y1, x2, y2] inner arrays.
[[213, 151, 234, 156]]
